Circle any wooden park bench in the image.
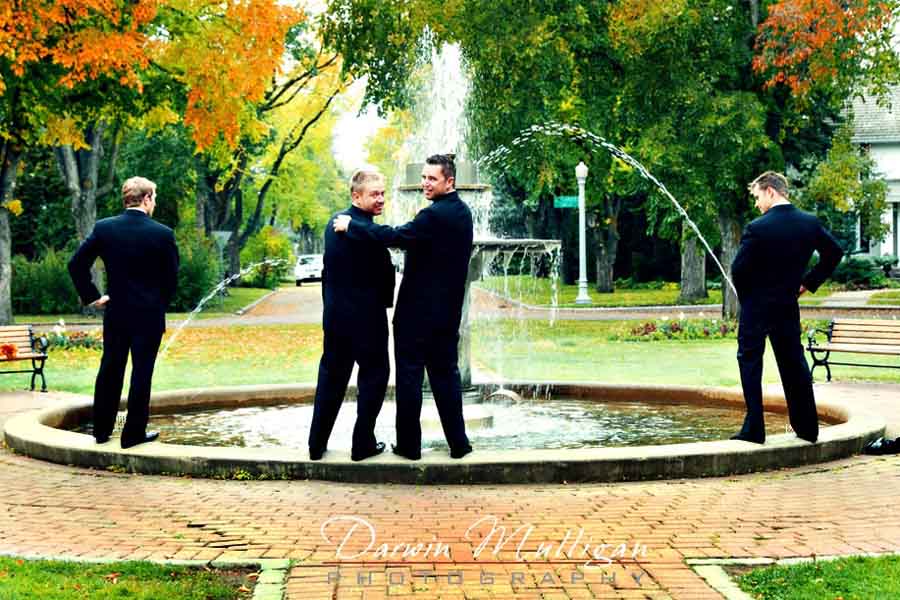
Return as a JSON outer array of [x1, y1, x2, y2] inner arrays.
[[807, 318, 900, 382], [0, 325, 48, 392]]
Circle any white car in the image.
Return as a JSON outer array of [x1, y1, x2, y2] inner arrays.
[[294, 254, 324, 285]]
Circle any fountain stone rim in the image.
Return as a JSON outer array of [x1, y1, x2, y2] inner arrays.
[[3, 381, 884, 485]]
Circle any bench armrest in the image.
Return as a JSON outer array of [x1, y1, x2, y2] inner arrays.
[[807, 327, 830, 347], [32, 335, 49, 354]]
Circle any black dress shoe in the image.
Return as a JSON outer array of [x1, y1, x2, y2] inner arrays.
[[309, 447, 326, 461], [450, 444, 473, 459], [352, 442, 386, 462], [730, 431, 765, 444], [391, 444, 421, 461], [797, 433, 817, 444], [95, 434, 110, 444], [121, 431, 159, 449]]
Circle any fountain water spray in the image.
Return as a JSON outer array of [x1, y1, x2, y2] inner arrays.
[[158, 258, 288, 360], [477, 122, 738, 297]]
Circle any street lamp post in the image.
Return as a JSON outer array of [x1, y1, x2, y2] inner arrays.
[[575, 161, 592, 305]]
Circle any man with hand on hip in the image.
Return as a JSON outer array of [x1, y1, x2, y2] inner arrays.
[[68, 176, 179, 449]]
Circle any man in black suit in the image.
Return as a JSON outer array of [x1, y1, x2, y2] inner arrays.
[[730, 171, 842, 444], [308, 169, 395, 461], [68, 176, 179, 449], [333, 154, 474, 460]]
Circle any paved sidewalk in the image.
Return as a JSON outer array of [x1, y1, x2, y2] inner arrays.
[[0, 383, 897, 599]]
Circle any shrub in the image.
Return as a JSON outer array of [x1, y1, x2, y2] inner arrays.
[[609, 317, 738, 342], [830, 256, 888, 289], [874, 255, 898, 277], [612, 278, 676, 290], [170, 228, 225, 312], [239, 226, 294, 289], [45, 320, 103, 350], [11, 249, 82, 315]]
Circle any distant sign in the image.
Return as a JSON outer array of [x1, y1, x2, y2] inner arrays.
[[554, 195, 578, 209]]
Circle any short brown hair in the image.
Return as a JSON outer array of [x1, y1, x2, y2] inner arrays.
[[349, 168, 384, 195], [749, 171, 789, 198], [122, 176, 156, 208], [425, 154, 456, 181]]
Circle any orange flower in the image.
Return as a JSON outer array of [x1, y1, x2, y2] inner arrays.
[[0, 344, 18, 360]]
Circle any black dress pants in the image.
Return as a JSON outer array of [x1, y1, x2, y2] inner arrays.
[[736, 300, 818, 441], [393, 329, 471, 457], [93, 318, 163, 441], [309, 328, 389, 455]]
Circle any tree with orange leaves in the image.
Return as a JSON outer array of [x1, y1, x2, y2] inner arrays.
[[0, 0, 159, 324], [753, 0, 900, 108], [0, 0, 310, 323]]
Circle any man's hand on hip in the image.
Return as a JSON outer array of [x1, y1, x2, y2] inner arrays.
[[90, 294, 110, 308], [798, 285, 808, 297], [333, 215, 351, 232]]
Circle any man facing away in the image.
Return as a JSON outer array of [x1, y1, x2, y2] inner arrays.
[[68, 176, 180, 449], [730, 171, 842, 444], [334, 154, 474, 460], [308, 168, 395, 461]]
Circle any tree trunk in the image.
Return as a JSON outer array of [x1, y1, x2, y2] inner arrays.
[[678, 225, 708, 303], [226, 235, 241, 280], [0, 141, 22, 325], [592, 200, 621, 293], [55, 121, 118, 292], [748, 0, 759, 27], [718, 211, 742, 319], [593, 219, 618, 293], [195, 188, 206, 233]]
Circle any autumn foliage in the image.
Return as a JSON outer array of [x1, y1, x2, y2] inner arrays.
[[0, 0, 158, 95], [1, 0, 305, 151], [162, 0, 305, 149], [753, 0, 895, 98]]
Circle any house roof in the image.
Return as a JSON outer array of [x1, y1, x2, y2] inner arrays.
[[851, 87, 900, 144]]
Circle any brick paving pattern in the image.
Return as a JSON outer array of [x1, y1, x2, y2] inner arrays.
[[0, 385, 897, 599]]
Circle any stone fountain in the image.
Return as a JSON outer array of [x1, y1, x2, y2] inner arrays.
[[392, 159, 561, 397]]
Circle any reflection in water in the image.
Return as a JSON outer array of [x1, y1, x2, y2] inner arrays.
[[74, 399, 794, 452]]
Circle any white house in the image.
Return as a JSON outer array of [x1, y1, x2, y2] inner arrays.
[[851, 89, 900, 258]]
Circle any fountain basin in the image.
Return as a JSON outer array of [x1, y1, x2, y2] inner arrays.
[[3, 382, 884, 484]]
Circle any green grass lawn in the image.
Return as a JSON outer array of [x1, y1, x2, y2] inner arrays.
[[0, 323, 323, 394], [474, 276, 723, 307], [6, 318, 898, 395], [470, 319, 900, 386], [0, 557, 254, 599], [737, 555, 900, 600], [869, 289, 900, 305], [15, 287, 273, 324]]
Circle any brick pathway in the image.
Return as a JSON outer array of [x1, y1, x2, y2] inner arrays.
[[1, 385, 898, 599]]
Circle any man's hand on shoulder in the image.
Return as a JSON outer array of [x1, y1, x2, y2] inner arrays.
[[333, 215, 351, 233]]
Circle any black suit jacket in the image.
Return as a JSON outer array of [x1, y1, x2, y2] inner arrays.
[[731, 204, 842, 306], [344, 191, 474, 337], [322, 205, 395, 340], [68, 209, 180, 332]]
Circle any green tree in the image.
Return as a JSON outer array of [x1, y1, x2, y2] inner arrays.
[[791, 123, 889, 253]]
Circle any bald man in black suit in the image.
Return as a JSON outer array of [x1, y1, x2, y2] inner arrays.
[[308, 169, 395, 462]]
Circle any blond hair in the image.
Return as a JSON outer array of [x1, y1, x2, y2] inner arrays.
[[122, 176, 156, 208], [749, 171, 789, 198], [349, 168, 384, 195]]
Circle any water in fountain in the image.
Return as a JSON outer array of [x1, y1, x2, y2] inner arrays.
[[477, 121, 738, 297], [158, 258, 288, 360], [470, 242, 562, 389]]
